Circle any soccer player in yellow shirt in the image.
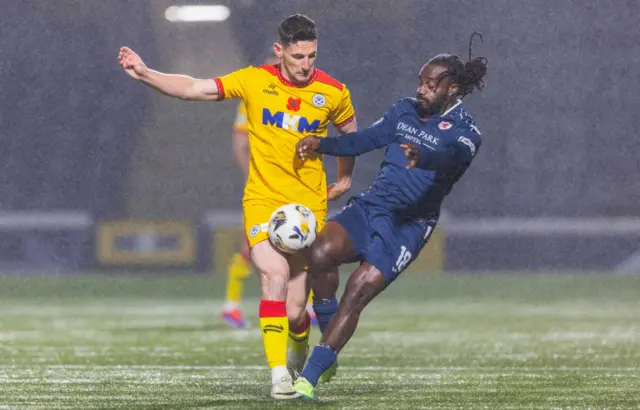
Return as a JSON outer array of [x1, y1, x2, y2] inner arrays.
[[118, 14, 357, 399], [222, 57, 318, 329]]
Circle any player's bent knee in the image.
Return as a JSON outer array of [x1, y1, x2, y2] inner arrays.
[[308, 235, 339, 272], [252, 242, 287, 275]]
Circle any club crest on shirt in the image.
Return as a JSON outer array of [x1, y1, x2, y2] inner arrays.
[[438, 121, 453, 130], [312, 94, 326, 108]]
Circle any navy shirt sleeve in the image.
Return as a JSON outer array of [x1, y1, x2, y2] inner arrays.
[[317, 105, 398, 156], [416, 131, 481, 172]]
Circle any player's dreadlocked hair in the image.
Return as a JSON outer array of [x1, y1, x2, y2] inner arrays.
[[429, 32, 488, 98], [278, 14, 318, 46]]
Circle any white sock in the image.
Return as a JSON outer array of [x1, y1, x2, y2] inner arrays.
[[271, 365, 290, 383]]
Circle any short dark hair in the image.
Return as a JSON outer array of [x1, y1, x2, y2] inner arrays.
[[428, 33, 488, 98], [278, 14, 317, 46]]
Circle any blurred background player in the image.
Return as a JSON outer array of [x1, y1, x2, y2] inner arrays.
[[221, 56, 318, 328], [118, 14, 357, 399], [293, 49, 488, 399], [220, 98, 254, 329]]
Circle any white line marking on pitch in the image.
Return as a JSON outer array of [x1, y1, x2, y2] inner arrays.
[[1, 365, 638, 372]]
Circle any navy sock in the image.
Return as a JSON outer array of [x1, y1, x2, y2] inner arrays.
[[313, 297, 338, 335], [300, 344, 337, 386]]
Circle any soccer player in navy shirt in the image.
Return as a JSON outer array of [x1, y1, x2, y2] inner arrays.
[[292, 51, 488, 399]]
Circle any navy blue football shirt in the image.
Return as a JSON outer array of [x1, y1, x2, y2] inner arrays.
[[318, 98, 482, 219]]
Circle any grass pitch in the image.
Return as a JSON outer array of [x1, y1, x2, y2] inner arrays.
[[0, 272, 638, 409]]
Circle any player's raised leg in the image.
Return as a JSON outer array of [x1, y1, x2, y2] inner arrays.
[[286, 253, 312, 380], [222, 236, 252, 328], [251, 240, 299, 399], [297, 212, 433, 399]]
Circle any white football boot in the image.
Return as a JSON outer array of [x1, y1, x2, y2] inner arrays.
[[270, 366, 301, 399]]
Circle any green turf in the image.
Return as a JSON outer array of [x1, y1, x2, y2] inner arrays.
[[0, 273, 639, 409]]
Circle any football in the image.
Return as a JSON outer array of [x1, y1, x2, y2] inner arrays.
[[268, 204, 317, 254]]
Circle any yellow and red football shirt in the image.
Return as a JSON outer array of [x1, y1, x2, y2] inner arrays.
[[214, 64, 355, 216]]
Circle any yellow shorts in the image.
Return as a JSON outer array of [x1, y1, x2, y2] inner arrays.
[[244, 200, 326, 248]]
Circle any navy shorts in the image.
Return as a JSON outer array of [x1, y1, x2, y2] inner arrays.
[[329, 198, 438, 285]]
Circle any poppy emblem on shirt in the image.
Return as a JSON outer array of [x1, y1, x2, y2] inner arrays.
[[287, 97, 302, 112], [438, 121, 453, 130]]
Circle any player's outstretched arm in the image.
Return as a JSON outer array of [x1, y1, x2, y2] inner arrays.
[[118, 47, 219, 101], [319, 118, 395, 158], [297, 108, 403, 162]]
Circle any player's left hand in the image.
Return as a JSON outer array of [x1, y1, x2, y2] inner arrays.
[[327, 178, 351, 201], [400, 143, 420, 169]]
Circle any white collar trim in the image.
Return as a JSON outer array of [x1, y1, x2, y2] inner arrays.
[[442, 99, 462, 116]]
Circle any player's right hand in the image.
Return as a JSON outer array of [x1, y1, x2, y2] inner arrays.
[[296, 136, 321, 161], [118, 47, 148, 80]]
